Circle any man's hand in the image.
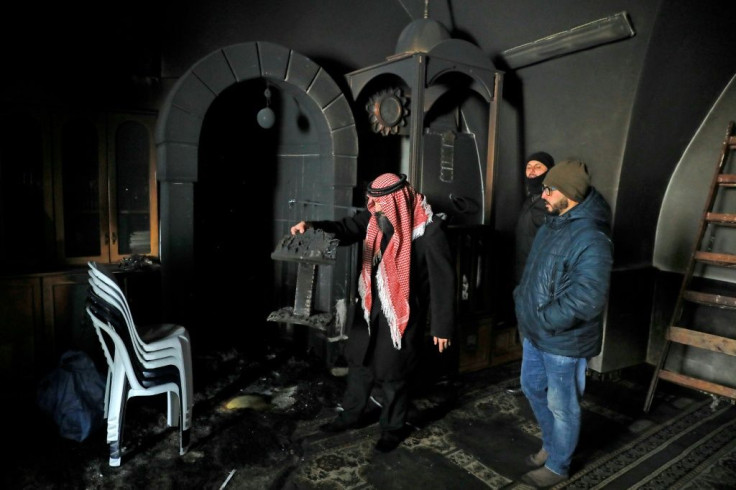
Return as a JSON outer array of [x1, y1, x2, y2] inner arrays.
[[290, 221, 310, 235], [434, 336, 452, 353]]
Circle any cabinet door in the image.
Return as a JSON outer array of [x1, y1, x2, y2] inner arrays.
[[53, 112, 110, 265], [107, 112, 158, 261], [53, 111, 158, 265], [0, 276, 44, 402], [42, 270, 99, 367], [0, 108, 54, 271]]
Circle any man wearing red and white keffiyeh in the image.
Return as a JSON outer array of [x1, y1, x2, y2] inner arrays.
[[290, 173, 455, 453], [360, 172, 433, 349]]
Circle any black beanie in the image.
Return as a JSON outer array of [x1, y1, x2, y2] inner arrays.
[[543, 159, 590, 202], [526, 151, 555, 170]]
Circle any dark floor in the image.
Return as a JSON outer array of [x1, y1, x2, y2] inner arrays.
[[7, 337, 736, 490]]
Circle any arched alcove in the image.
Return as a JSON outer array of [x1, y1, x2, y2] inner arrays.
[[155, 41, 359, 350]]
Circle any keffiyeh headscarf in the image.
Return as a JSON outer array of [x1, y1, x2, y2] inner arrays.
[[358, 173, 433, 349]]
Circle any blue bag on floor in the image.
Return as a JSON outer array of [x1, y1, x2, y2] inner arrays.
[[37, 350, 106, 442]]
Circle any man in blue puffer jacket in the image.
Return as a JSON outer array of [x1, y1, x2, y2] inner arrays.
[[513, 159, 613, 488]]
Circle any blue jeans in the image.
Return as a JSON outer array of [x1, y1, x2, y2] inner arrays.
[[520, 338, 587, 476]]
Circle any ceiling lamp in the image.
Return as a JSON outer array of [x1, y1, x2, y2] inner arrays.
[[257, 84, 275, 129]]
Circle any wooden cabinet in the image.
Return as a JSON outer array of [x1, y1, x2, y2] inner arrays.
[[53, 111, 158, 265], [0, 107, 157, 271], [0, 271, 91, 404], [0, 107, 158, 402]]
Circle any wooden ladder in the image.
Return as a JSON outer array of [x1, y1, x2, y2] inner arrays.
[[643, 120, 736, 413]]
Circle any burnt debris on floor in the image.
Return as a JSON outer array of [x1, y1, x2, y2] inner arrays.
[[7, 332, 463, 490], [6, 337, 736, 490], [8, 339, 349, 489]]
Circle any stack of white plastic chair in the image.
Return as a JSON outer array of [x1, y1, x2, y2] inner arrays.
[[86, 261, 193, 466], [88, 262, 193, 419], [86, 304, 185, 466]]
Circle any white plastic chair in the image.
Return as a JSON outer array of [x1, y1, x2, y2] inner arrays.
[[87, 275, 193, 426], [87, 262, 193, 433], [86, 305, 187, 466], [87, 264, 193, 445]]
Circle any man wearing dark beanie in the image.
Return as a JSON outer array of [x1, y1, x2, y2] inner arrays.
[[514, 151, 555, 284], [506, 151, 555, 396], [514, 158, 613, 487]]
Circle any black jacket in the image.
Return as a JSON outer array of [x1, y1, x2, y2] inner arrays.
[[313, 210, 455, 372], [514, 193, 547, 284]]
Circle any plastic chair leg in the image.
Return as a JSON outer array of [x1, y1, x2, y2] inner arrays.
[[180, 428, 191, 455], [106, 360, 127, 466], [165, 390, 181, 427], [109, 440, 121, 467]]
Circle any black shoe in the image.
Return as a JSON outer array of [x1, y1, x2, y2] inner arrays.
[[374, 431, 402, 453], [319, 419, 359, 433]]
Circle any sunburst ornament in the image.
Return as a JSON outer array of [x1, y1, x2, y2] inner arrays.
[[366, 88, 410, 136]]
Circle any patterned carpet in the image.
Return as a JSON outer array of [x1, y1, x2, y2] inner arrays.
[[555, 397, 736, 489], [15, 347, 735, 489], [282, 363, 736, 489]]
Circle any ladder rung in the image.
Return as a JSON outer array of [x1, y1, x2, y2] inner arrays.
[[667, 325, 736, 355], [705, 212, 736, 225], [682, 289, 736, 308], [693, 251, 736, 266], [658, 370, 736, 399], [718, 173, 736, 185]]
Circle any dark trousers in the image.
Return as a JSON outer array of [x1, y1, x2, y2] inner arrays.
[[337, 293, 417, 433], [338, 364, 408, 432]]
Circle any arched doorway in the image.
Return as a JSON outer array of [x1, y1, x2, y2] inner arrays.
[[155, 42, 359, 354]]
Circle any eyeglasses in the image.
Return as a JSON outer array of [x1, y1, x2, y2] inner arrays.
[[543, 186, 557, 196]]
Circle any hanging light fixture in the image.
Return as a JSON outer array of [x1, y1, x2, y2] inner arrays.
[[257, 84, 275, 129]]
